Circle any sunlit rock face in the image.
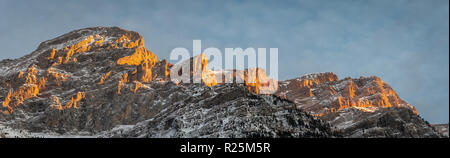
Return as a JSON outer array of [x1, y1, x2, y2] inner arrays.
[[168, 53, 218, 87], [190, 53, 218, 87], [279, 73, 417, 116], [1, 65, 47, 114], [0, 27, 337, 138], [208, 68, 278, 95], [277, 73, 439, 137], [170, 53, 278, 95], [0, 27, 172, 132], [0, 27, 164, 115]]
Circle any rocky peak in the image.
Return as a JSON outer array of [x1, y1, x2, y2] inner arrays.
[[278, 73, 417, 116], [36, 26, 152, 68], [0, 26, 165, 115], [277, 72, 338, 100], [171, 53, 278, 95], [37, 27, 141, 50], [276, 73, 438, 137], [298, 72, 339, 84]]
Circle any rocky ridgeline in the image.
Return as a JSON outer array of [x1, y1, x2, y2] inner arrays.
[[0, 27, 337, 138], [277, 72, 440, 137], [101, 84, 338, 138], [0, 27, 444, 138], [170, 53, 278, 94]]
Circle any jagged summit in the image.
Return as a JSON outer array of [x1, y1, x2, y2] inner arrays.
[[0, 26, 156, 77], [36, 26, 153, 66], [0, 26, 165, 115], [37, 27, 140, 51], [298, 72, 338, 81], [170, 53, 278, 94], [278, 72, 416, 115]]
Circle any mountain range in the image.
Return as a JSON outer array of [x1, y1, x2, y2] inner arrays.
[[0, 27, 446, 138]]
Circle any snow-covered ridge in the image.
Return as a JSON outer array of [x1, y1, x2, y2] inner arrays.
[[298, 72, 338, 80]]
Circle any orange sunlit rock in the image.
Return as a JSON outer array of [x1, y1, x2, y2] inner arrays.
[[117, 46, 157, 65], [50, 95, 63, 110], [187, 55, 277, 94], [131, 68, 138, 75], [2, 89, 12, 108], [47, 67, 70, 86], [343, 81, 358, 99], [117, 81, 123, 94], [98, 71, 112, 85], [48, 48, 57, 60], [117, 73, 129, 94], [38, 77, 46, 89], [45, 35, 95, 64], [164, 62, 170, 79], [2, 31, 154, 114], [64, 92, 86, 109], [112, 34, 144, 49], [121, 73, 129, 83], [63, 36, 94, 64], [116, 40, 158, 83], [277, 73, 418, 117], [94, 34, 105, 47], [25, 65, 38, 84], [191, 54, 218, 87], [141, 63, 154, 83], [1, 104, 13, 114], [52, 57, 63, 66], [325, 78, 418, 115], [244, 68, 278, 95], [133, 81, 143, 93], [18, 71, 23, 79], [3, 85, 39, 110], [1, 65, 45, 112], [131, 81, 149, 93], [63, 49, 75, 64]]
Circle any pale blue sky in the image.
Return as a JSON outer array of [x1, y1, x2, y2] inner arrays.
[[0, 0, 448, 123]]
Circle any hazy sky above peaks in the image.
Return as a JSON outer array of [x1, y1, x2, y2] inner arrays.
[[0, 0, 448, 123]]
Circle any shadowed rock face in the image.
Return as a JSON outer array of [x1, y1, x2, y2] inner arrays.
[[0, 27, 338, 138], [277, 73, 441, 138], [101, 84, 339, 138], [432, 124, 449, 137]]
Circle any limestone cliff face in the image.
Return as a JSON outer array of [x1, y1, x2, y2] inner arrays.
[[171, 53, 278, 95], [0, 27, 167, 115], [277, 73, 438, 137], [0, 27, 172, 133], [278, 73, 417, 116], [278, 72, 338, 101]]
